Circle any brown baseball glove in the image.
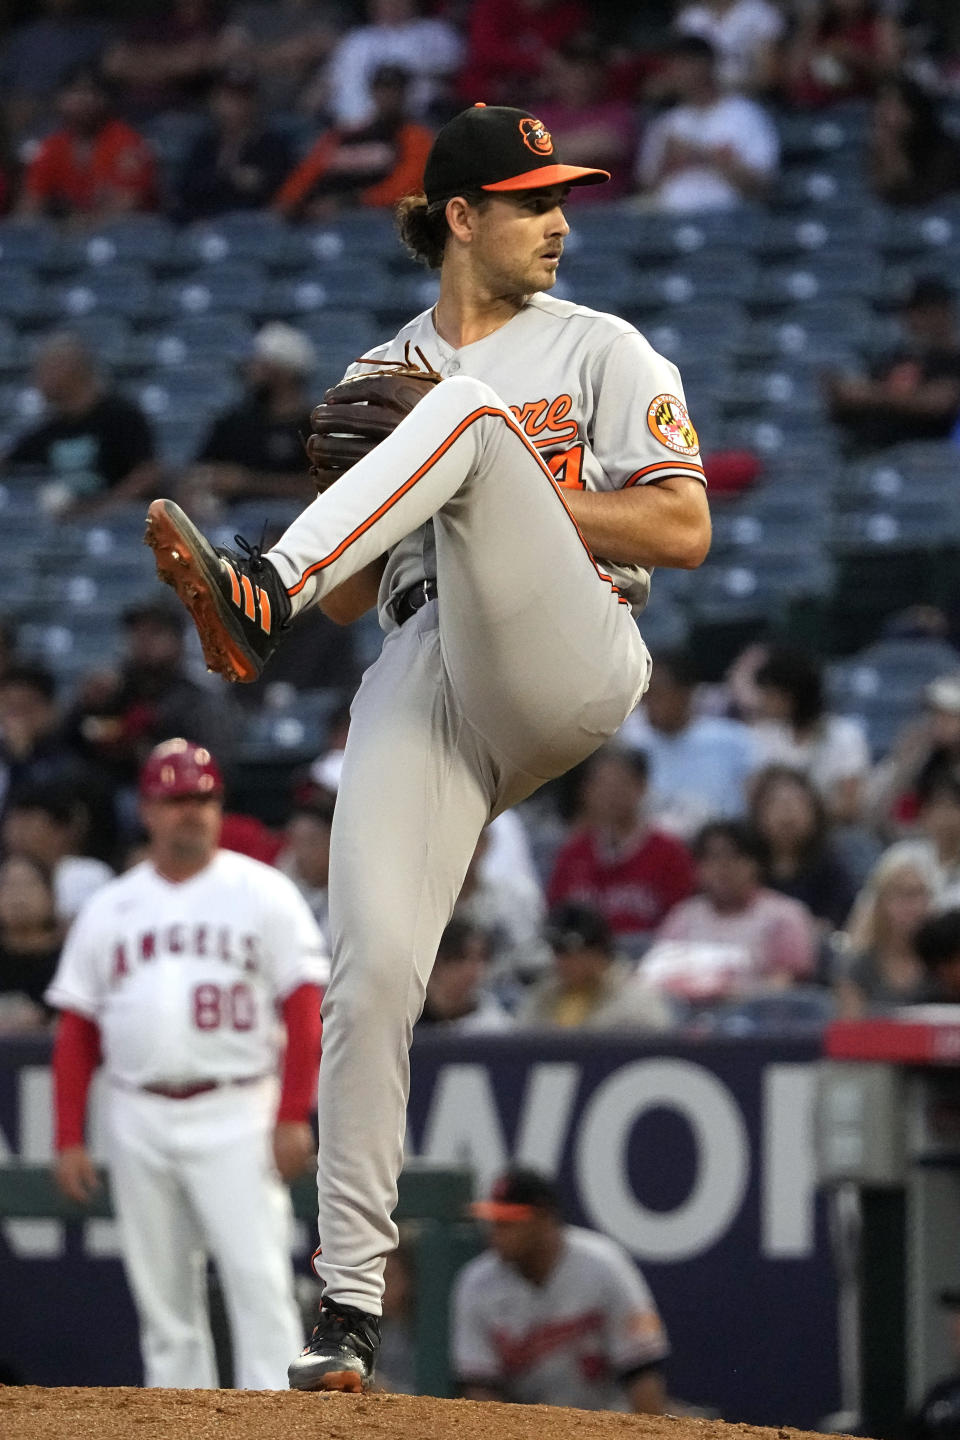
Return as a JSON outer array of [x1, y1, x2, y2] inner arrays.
[[306, 343, 443, 493]]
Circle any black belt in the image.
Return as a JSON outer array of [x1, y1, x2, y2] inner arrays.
[[391, 579, 438, 626]]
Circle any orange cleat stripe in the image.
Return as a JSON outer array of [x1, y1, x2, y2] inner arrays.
[[224, 559, 242, 606], [257, 585, 271, 634], [240, 573, 256, 621]]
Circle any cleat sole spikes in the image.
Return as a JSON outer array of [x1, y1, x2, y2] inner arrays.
[[144, 499, 262, 684]]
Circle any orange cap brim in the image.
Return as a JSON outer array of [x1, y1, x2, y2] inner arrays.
[[482, 164, 610, 192], [469, 1201, 538, 1222]]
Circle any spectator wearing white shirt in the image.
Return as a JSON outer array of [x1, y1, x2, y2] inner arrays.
[[636, 34, 779, 212], [673, 0, 785, 92], [620, 649, 760, 839], [750, 645, 871, 825], [317, 0, 463, 126]]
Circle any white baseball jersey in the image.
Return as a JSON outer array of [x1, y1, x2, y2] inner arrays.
[[46, 850, 328, 1087], [346, 295, 706, 624], [452, 1225, 669, 1411]]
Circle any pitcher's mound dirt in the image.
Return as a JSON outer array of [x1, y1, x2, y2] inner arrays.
[[0, 1387, 858, 1440]]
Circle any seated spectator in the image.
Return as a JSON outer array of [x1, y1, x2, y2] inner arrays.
[[459, 0, 588, 108], [532, 38, 636, 205], [2, 782, 114, 924], [518, 902, 673, 1030], [275, 789, 334, 943], [673, 0, 785, 92], [750, 766, 858, 932], [17, 65, 157, 223], [455, 827, 548, 989], [749, 645, 871, 825], [911, 769, 960, 899], [453, 1167, 669, 1413], [635, 36, 779, 212], [316, 0, 463, 128], [833, 844, 937, 1016], [0, 0, 108, 142], [220, 0, 342, 113], [175, 66, 293, 221], [823, 277, 960, 453], [867, 672, 960, 834], [0, 664, 89, 822], [102, 0, 231, 119], [0, 853, 62, 1033], [274, 64, 433, 219], [645, 820, 817, 1004], [914, 909, 960, 1004], [66, 597, 237, 806], [620, 648, 760, 839], [180, 323, 317, 510], [418, 918, 514, 1032], [782, 0, 901, 109], [1, 333, 157, 517], [547, 746, 697, 944], [869, 75, 960, 209]]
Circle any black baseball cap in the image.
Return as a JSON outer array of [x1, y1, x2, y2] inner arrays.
[[423, 103, 610, 207], [470, 1167, 561, 1222]]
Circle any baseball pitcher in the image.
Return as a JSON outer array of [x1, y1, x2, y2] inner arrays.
[[143, 104, 711, 1390], [47, 739, 328, 1389]]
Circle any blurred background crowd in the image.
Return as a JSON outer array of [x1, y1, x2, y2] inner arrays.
[[4, 0, 960, 1044]]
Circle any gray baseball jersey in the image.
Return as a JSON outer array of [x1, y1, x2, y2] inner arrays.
[[261, 291, 705, 1317], [452, 1225, 669, 1411], [319, 294, 705, 625]]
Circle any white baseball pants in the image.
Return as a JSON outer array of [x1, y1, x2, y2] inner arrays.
[[105, 1079, 303, 1388], [268, 377, 651, 1313]]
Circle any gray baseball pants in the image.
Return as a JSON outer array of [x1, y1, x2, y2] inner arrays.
[[268, 376, 651, 1313]]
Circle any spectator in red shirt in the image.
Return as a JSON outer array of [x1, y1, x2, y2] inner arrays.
[[459, 0, 589, 107], [18, 65, 157, 223], [546, 746, 696, 943]]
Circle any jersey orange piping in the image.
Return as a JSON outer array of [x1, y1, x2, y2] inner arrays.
[[286, 406, 631, 606], [623, 459, 706, 488]]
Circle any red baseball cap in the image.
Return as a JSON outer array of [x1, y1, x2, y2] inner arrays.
[[423, 105, 609, 206], [138, 738, 224, 800]]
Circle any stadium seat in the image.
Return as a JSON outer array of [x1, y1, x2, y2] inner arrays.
[[130, 364, 241, 422], [172, 212, 307, 271], [53, 263, 158, 321], [146, 312, 255, 367], [0, 268, 53, 323], [152, 414, 210, 467], [749, 254, 883, 308], [76, 215, 177, 269], [157, 262, 269, 317], [0, 220, 59, 268], [752, 212, 869, 263]]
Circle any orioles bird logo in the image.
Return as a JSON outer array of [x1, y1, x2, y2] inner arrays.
[[519, 117, 553, 155]]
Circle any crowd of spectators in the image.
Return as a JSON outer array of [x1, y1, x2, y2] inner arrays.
[[1, 2, 960, 226], [4, 0, 960, 1037], [2, 619, 960, 1037]]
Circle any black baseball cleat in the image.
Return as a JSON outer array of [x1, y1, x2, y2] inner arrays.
[[288, 1299, 381, 1393], [144, 498, 291, 684]]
